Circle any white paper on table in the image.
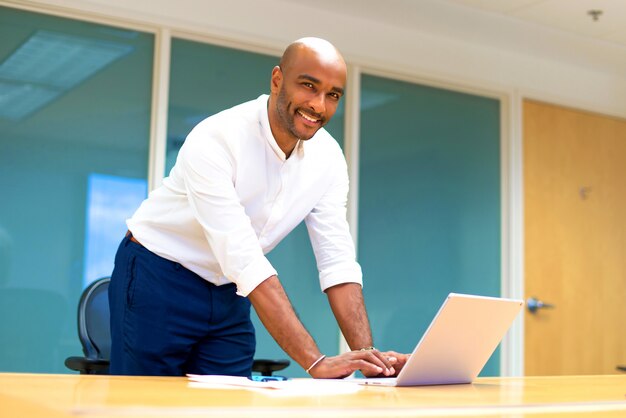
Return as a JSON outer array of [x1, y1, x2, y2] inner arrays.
[[187, 375, 362, 397]]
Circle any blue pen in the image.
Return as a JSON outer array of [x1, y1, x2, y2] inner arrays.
[[249, 375, 289, 382]]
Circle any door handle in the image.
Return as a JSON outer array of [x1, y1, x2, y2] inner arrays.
[[526, 297, 555, 314]]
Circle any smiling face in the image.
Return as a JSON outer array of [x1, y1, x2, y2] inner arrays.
[[268, 38, 347, 156]]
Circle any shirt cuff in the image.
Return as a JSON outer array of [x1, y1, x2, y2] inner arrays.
[[235, 255, 277, 297], [319, 262, 363, 292]]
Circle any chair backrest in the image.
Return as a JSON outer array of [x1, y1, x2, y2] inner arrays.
[[71, 276, 290, 376], [78, 277, 111, 360]]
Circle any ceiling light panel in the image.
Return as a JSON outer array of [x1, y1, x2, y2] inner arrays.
[[0, 30, 133, 89], [0, 81, 60, 120]]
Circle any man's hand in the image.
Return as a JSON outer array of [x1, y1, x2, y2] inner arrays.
[[307, 349, 397, 379], [249, 277, 409, 379], [374, 351, 410, 377], [249, 276, 399, 379]]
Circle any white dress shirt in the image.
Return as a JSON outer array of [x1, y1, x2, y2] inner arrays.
[[127, 95, 362, 296]]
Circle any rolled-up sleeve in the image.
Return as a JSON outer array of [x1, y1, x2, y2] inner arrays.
[[180, 130, 276, 297], [305, 158, 363, 291]]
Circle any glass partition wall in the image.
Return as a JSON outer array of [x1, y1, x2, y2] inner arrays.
[[0, 6, 153, 372], [358, 74, 501, 375], [0, 5, 502, 376]]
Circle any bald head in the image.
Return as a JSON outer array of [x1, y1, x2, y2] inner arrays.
[[267, 37, 347, 156], [279, 37, 346, 76]]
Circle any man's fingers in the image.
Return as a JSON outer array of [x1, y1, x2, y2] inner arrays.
[[379, 351, 411, 375], [308, 350, 411, 379], [309, 351, 394, 378], [362, 350, 395, 375], [353, 358, 383, 375]]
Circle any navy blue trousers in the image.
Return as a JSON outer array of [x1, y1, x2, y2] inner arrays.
[[108, 235, 256, 376]]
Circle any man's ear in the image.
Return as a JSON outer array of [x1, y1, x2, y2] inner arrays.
[[270, 66, 282, 94]]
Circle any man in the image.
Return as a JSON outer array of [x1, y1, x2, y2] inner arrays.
[[109, 37, 407, 378]]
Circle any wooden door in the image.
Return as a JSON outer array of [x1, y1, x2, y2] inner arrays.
[[523, 99, 626, 376]]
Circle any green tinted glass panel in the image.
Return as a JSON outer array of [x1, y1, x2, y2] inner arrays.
[[167, 39, 278, 172], [0, 6, 153, 372], [167, 38, 345, 377], [358, 74, 501, 375]]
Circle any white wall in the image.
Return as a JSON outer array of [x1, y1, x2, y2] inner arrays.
[[9, 0, 626, 118]]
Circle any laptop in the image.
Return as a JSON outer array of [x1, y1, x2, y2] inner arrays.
[[358, 293, 524, 386]]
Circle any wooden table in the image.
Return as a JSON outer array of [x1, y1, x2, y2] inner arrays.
[[1, 373, 625, 417]]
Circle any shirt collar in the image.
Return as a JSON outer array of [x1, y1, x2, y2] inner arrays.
[[258, 94, 305, 161]]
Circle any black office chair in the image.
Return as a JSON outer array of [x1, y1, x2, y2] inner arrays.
[[64, 277, 112, 374], [65, 277, 290, 376]]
